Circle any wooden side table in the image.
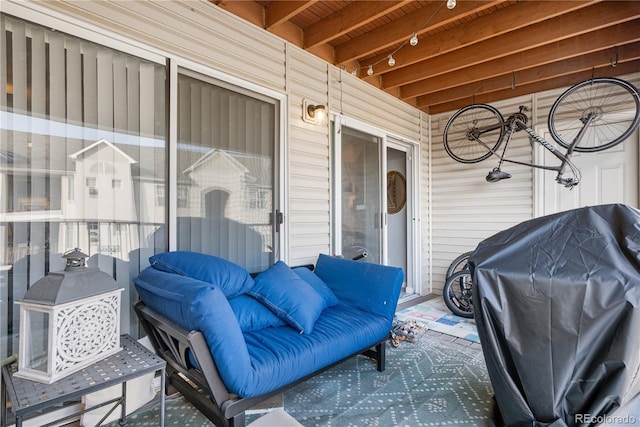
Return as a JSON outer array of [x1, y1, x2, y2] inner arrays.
[[1, 335, 166, 427]]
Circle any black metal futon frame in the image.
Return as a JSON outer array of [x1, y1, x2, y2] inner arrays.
[[134, 301, 388, 427]]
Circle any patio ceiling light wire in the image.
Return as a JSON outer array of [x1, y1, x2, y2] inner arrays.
[[350, 0, 450, 77]]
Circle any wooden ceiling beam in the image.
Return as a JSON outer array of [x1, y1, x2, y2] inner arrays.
[[427, 60, 640, 114], [211, 0, 264, 27], [304, 1, 411, 49], [334, 1, 503, 65], [367, 0, 597, 77], [403, 21, 640, 100], [382, 1, 640, 89], [415, 42, 640, 108], [265, 1, 317, 30]]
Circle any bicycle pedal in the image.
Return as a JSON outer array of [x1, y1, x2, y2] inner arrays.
[[486, 169, 511, 182]]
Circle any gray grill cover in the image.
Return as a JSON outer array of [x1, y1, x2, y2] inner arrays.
[[470, 204, 640, 426]]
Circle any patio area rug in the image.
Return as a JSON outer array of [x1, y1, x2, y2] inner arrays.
[[107, 330, 492, 426], [397, 297, 480, 343]]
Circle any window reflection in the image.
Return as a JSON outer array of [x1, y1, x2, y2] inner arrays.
[[174, 72, 277, 273], [340, 126, 381, 263], [0, 16, 166, 358]]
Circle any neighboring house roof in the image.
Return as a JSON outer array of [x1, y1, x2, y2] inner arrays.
[[182, 147, 273, 187], [183, 148, 249, 175], [69, 138, 137, 164]]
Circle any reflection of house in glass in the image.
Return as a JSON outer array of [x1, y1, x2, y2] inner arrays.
[[0, 125, 165, 271], [66, 138, 138, 257], [176, 147, 272, 272]]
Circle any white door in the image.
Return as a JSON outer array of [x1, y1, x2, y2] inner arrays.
[[537, 127, 639, 216], [386, 140, 418, 296]]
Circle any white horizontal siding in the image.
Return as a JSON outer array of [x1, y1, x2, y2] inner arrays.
[[22, 0, 428, 268], [429, 71, 640, 293], [430, 95, 535, 293], [13, 1, 636, 296], [329, 69, 422, 142], [34, 0, 287, 92]]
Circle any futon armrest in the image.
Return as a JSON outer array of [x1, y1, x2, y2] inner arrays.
[[313, 254, 404, 321], [134, 301, 231, 405]]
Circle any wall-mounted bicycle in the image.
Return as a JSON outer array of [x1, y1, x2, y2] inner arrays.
[[443, 77, 640, 187]]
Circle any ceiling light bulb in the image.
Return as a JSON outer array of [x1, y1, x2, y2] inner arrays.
[[388, 55, 395, 67], [352, 67, 358, 76], [447, 0, 456, 9], [367, 65, 374, 76], [410, 33, 418, 47]]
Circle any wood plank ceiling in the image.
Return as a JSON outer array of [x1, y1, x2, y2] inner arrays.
[[212, 0, 640, 114]]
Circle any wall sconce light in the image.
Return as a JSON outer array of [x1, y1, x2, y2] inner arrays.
[[303, 99, 327, 125]]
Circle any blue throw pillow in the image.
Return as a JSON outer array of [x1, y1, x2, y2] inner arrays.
[[149, 251, 254, 298], [293, 267, 340, 307], [228, 295, 285, 332], [247, 261, 325, 334]]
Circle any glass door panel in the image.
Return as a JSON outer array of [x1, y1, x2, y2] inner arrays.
[[340, 126, 381, 263], [175, 71, 278, 273], [0, 15, 166, 357]]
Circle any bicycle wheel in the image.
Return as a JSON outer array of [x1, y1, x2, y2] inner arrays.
[[443, 104, 506, 163], [548, 77, 640, 152], [445, 251, 473, 279], [443, 270, 474, 319]]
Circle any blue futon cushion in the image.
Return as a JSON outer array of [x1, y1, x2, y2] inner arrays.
[[133, 267, 252, 388], [149, 251, 254, 298], [248, 261, 325, 334]]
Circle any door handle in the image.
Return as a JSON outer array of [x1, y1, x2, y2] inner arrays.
[[272, 209, 284, 232]]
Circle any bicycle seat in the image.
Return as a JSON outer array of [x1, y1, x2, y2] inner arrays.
[[486, 168, 512, 182]]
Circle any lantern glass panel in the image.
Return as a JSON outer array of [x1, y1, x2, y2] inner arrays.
[[25, 310, 50, 372]]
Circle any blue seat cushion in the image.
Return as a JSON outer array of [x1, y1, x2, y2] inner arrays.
[[238, 304, 390, 397], [247, 261, 325, 334], [228, 294, 285, 332], [149, 251, 254, 298]]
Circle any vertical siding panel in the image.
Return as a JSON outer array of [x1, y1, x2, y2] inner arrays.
[[287, 47, 331, 266], [420, 113, 431, 293]]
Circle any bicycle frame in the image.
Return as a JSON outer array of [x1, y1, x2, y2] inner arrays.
[[473, 107, 596, 187]]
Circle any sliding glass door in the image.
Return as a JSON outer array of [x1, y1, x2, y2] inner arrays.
[[335, 124, 383, 263], [332, 118, 419, 296], [0, 15, 166, 357], [174, 70, 280, 273], [0, 13, 284, 361]]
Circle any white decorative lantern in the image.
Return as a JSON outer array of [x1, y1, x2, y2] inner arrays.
[[15, 248, 124, 384]]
